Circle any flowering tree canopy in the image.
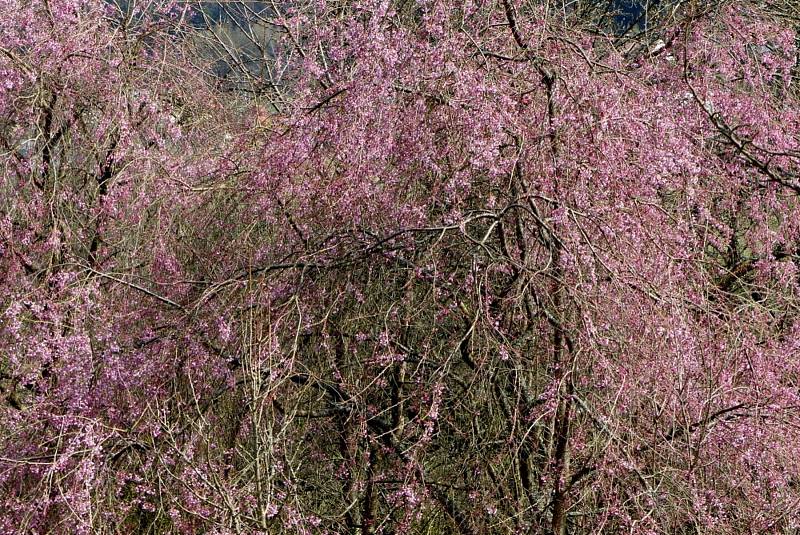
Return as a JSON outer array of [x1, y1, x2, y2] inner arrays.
[[2, 0, 800, 533]]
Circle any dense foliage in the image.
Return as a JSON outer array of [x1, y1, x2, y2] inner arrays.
[[2, 0, 800, 533]]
